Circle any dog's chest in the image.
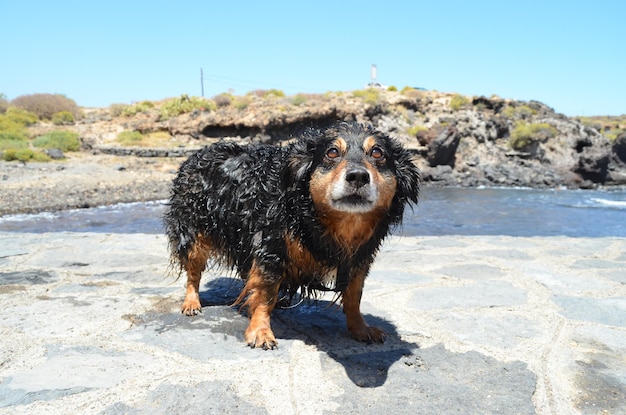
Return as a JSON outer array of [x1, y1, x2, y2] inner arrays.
[[284, 235, 337, 286]]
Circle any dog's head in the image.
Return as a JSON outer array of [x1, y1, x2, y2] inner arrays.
[[288, 122, 420, 225]]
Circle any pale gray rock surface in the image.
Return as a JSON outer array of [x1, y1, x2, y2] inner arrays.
[[0, 233, 625, 414]]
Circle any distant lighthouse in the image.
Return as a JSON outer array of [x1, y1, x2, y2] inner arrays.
[[365, 64, 386, 90]]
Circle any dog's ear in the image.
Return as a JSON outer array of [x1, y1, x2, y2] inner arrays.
[[388, 139, 421, 206], [284, 129, 318, 189]]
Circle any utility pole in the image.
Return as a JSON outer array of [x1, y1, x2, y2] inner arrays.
[[200, 68, 205, 97]]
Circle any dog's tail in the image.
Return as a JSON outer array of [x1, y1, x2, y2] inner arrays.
[[163, 202, 195, 276]]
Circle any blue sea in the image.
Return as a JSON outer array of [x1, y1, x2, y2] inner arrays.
[[0, 187, 625, 237]]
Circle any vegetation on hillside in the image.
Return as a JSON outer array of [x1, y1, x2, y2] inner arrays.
[[450, 94, 470, 111], [1, 87, 622, 165], [0, 93, 8, 114], [115, 130, 185, 148], [576, 115, 626, 141], [509, 122, 558, 150], [33, 130, 80, 152], [0, 95, 83, 161], [352, 88, 382, 105], [0, 108, 35, 151], [160, 94, 217, 119]]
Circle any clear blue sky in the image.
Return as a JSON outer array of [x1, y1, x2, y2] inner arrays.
[[1, 1, 624, 116]]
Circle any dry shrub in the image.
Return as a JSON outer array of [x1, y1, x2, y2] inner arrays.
[[11, 93, 82, 120], [213, 93, 233, 108]]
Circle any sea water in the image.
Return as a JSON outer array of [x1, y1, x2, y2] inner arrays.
[[1, 187, 625, 237]]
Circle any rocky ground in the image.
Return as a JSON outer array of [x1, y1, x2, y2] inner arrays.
[[1, 233, 624, 414], [0, 154, 179, 216]]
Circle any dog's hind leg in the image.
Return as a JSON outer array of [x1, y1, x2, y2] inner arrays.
[[342, 267, 386, 343], [234, 261, 282, 350], [181, 234, 212, 316]]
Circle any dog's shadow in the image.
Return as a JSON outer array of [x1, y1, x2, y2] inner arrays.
[[199, 277, 418, 388]]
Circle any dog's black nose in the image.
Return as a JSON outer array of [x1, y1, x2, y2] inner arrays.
[[345, 168, 370, 188]]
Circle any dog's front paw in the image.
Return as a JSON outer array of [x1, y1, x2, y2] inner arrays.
[[181, 295, 202, 316], [349, 325, 387, 344], [245, 327, 278, 350]]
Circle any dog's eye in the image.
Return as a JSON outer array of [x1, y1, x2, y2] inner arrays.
[[371, 147, 384, 160], [326, 147, 340, 159]]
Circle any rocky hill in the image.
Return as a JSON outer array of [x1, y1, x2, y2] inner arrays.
[[32, 89, 626, 189]]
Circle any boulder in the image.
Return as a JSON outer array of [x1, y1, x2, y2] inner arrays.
[[421, 125, 461, 167], [421, 164, 456, 185], [471, 96, 505, 113], [45, 148, 65, 160], [613, 132, 626, 164], [574, 146, 610, 183]]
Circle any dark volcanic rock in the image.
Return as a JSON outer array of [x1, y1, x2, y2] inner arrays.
[[422, 125, 461, 167], [613, 133, 626, 164], [575, 145, 611, 184], [472, 96, 505, 113], [421, 165, 456, 185]]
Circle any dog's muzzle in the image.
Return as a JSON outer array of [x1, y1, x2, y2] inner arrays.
[[330, 167, 378, 213]]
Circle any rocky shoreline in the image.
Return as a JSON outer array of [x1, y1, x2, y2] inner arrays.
[[0, 154, 177, 216], [2, 90, 625, 216]]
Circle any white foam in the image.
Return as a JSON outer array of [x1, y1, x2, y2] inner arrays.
[[590, 198, 626, 209]]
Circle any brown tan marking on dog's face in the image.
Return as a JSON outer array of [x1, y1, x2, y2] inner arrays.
[[310, 135, 397, 215]]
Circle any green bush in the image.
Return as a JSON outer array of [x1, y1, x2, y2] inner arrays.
[[249, 89, 285, 99], [0, 135, 28, 151], [109, 103, 129, 117], [353, 88, 381, 105], [160, 94, 217, 119], [387, 85, 398, 92], [400, 86, 425, 99], [121, 101, 154, 117], [605, 128, 625, 142], [5, 107, 39, 126], [502, 106, 515, 117], [291, 94, 308, 106], [116, 130, 144, 145], [1, 148, 51, 162], [502, 105, 537, 119], [407, 125, 428, 137], [2, 148, 30, 161], [0, 93, 8, 114], [11, 93, 81, 120], [265, 89, 285, 98], [263, 89, 285, 99], [0, 111, 30, 150], [32, 151, 52, 162], [450, 94, 470, 111], [51, 111, 75, 125], [233, 96, 252, 110], [32, 130, 80, 152], [509, 122, 557, 150]]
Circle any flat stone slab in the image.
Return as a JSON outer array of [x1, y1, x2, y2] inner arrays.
[[0, 233, 625, 414]]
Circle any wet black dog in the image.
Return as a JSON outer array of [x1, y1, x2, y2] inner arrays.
[[164, 121, 420, 349]]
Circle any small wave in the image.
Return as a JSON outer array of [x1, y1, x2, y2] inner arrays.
[[0, 200, 167, 222], [590, 198, 626, 209]]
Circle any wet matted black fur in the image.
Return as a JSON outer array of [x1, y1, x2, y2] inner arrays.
[[164, 121, 420, 349]]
